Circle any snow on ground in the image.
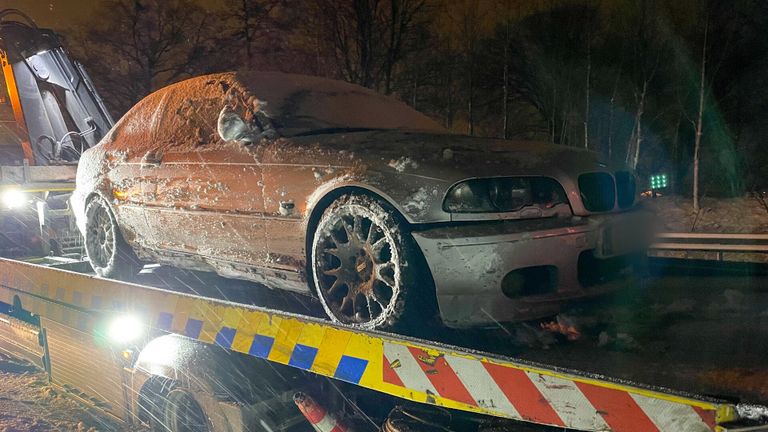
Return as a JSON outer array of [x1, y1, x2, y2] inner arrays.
[[0, 353, 129, 432], [646, 195, 768, 233]]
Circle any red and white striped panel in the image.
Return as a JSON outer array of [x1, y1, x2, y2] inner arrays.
[[382, 342, 715, 432]]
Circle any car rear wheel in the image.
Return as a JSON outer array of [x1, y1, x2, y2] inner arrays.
[[84, 196, 142, 279], [311, 193, 431, 330]]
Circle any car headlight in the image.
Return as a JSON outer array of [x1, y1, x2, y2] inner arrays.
[[444, 177, 568, 213]]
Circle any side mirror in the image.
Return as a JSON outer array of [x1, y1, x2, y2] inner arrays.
[[217, 107, 278, 144], [217, 107, 257, 143]]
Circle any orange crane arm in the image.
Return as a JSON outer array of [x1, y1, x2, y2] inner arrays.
[[0, 48, 35, 165]]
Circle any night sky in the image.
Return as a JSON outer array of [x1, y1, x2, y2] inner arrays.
[[3, 0, 102, 28], [4, 0, 224, 29]]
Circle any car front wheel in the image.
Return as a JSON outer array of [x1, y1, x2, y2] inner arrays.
[[311, 193, 431, 330], [84, 196, 142, 279]]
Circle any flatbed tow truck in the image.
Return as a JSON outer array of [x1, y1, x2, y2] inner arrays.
[[0, 9, 112, 258], [1, 8, 768, 432]]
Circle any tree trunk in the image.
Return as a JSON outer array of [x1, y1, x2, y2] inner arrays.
[[627, 80, 647, 170], [502, 0, 511, 139], [672, 113, 681, 193], [550, 87, 556, 144], [384, 0, 398, 94], [693, 21, 708, 213], [584, 40, 591, 149], [608, 68, 621, 160], [411, 67, 418, 109], [468, 63, 474, 136], [242, 0, 253, 69]]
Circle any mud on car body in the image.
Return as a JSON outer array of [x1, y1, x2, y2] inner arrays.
[[72, 71, 651, 329]]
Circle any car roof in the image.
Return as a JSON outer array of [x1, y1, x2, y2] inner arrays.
[[226, 71, 445, 136], [104, 72, 446, 155]]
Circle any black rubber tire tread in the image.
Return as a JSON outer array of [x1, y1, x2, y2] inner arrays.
[[161, 388, 209, 432], [84, 196, 142, 280], [311, 193, 437, 332], [146, 382, 209, 432]]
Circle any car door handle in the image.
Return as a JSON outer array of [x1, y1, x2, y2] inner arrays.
[[279, 200, 295, 216], [140, 151, 162, 168]]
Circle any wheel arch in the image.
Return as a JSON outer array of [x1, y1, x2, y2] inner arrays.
[[136, 375, 175, 425], [82, 191, 137, 248], [303, 184, 411, 293], [133, 334, 296, 430]]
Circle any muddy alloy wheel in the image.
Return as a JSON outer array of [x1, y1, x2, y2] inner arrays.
[[312, 194, 420, 329], [84, 196, 141, 279]]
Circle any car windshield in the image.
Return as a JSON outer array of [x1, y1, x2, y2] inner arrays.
[[237, 72, 446, 137]]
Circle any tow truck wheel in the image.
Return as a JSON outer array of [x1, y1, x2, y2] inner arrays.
[[158, 388, 209, 432], [84, 196, 142, 279], [311, 193, 433, 330]]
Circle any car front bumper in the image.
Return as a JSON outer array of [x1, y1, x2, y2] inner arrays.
[[412, 213, 647, 328]]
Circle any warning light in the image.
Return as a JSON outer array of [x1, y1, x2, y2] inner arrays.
[[649, 174, 668, 190]]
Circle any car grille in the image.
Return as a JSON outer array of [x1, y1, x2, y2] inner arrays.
[[578, 171, 636, 212]]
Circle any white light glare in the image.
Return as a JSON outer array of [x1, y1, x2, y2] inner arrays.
[[2, 189, 27, 209], [107, 315, 145, 344]]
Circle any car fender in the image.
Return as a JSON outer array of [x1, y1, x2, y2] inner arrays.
[[304, 173, 451, 229]]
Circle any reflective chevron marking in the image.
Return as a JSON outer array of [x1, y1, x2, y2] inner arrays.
[[381, 340, 721, 432]]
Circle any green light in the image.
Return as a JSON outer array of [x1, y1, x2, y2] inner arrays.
[[649, 173, 668, 190]]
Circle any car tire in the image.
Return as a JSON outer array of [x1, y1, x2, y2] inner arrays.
[[311, 193, 435, 330], [84, 196, 142, 280]]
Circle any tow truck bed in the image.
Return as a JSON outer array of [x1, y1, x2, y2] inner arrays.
[[0, 257, 766, 431]]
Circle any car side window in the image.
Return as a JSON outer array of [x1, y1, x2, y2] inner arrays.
[[163, 91, 224, 147]]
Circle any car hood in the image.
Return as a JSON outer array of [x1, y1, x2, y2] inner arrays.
[[292, 130, 623, 223], [297, 130, 606, 180]]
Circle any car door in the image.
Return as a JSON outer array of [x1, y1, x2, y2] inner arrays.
[[134, 81, 269, 268], [260, 136, 355, 274], [140, 145, 268, 263]]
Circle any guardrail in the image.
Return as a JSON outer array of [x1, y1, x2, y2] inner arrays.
[[649, 232, 768, 261]]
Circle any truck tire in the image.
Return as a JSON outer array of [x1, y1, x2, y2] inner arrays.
[[155, 387, 210, 432]]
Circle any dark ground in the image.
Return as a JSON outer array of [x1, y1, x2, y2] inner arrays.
[[0, 352, 127, 431]]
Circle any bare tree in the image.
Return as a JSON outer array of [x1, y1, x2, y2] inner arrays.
[[305, 0, 429, 91], [624, 0, 663, 169], [73, 0, 225, 115], [382, 0, 429, 94], [498, 0, 513, 139], [448, 0, 485, 136], [222, 0, 284, 68], [692, 19, 708, 212]]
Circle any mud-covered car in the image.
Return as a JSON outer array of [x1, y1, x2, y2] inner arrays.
[[72, 72, 650, 329]]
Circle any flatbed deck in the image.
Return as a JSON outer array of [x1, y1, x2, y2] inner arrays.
[[1, 256, 766, 430], [126, 260, 768, 406]]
